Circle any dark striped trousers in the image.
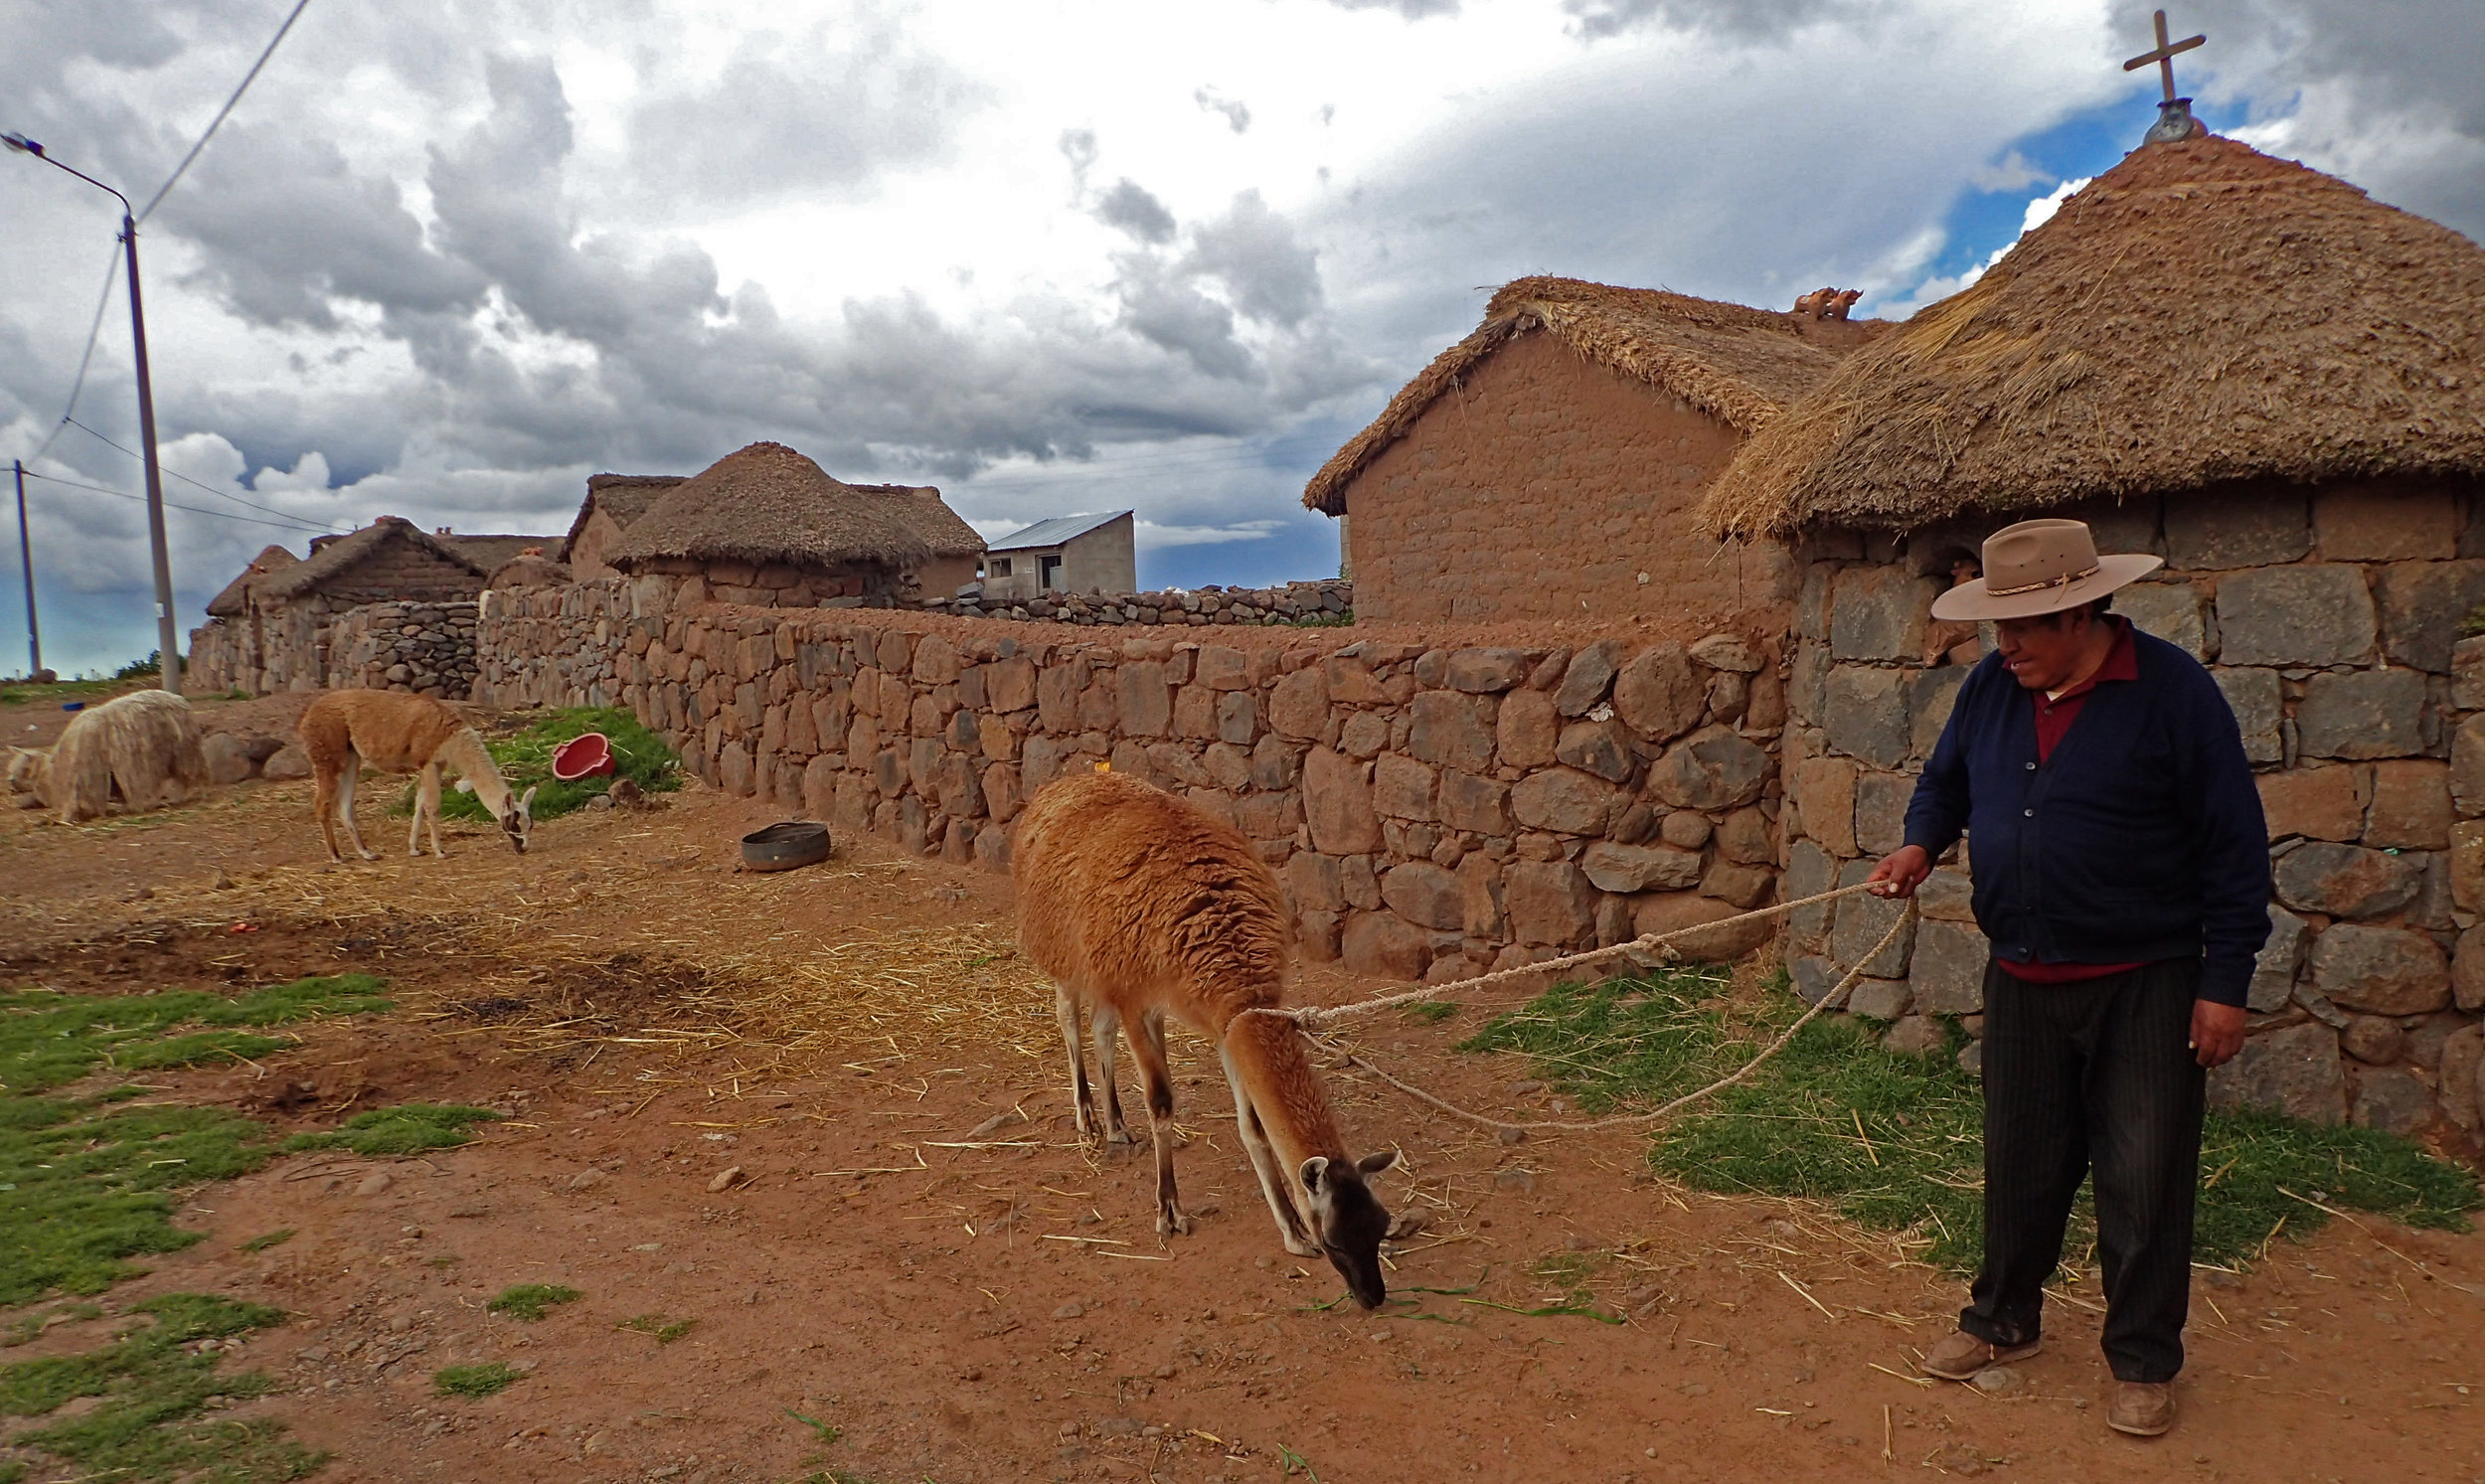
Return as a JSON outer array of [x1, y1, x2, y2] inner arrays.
[[1958, 956, 2206, 1384]]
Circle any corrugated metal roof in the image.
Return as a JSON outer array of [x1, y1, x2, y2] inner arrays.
[[986, 510, 1130, 553]]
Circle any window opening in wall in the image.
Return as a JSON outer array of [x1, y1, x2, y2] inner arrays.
[[1040, 554, 1063, 590], [986, 557, 1012, 577]]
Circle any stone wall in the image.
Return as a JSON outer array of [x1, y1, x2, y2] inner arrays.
[[1777, 483, 2485, 1143], [917, 578, 1352, 627], [327, 600, 479, 698], [478, 578, 1790, 984]]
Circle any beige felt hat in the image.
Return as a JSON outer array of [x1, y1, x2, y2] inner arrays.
[[1929, 518, 2163, 621]]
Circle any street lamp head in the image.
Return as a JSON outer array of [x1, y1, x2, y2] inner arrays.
[[1, 133, 43, 156]]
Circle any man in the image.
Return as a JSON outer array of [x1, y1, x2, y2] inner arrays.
[[1867, 518, 2269, 1438]]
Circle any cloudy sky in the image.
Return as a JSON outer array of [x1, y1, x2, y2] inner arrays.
[[3, 0, 2477, 674]]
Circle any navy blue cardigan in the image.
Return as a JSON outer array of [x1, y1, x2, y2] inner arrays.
[[1902, 627, 2271, 1007]]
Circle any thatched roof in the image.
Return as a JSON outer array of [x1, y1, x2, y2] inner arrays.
[[558, 473, 685, 560], [606, 443, 978, 571], [1704, 135, 2485, 537], [848, 482, 986, 559], [486, 553, 572, 589], [1301, 276, 1886, 515], [205, 544, 299, 617], [259, 517, 488, 599], [440, 533, 558, 571]]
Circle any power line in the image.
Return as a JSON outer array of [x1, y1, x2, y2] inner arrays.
[[136, 0, 314, 224], [18, 468, 330, 534], [62, 416, 343, 532], [22, 243, 124, 466]]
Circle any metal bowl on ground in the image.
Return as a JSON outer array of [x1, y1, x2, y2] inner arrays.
[[741, 820, 831, 873]]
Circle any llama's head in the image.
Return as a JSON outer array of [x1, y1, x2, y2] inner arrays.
[[1300, 1150, 1401, 1309], [499, 784, 538, 853]]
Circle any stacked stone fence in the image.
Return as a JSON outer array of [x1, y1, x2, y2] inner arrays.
[[915, 577, 1353, 628], [1777, 487, 2485, 1145], [477, 577, 1789, 988], [327, 600, 480, 699]]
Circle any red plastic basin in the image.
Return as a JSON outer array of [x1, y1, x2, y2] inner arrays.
[[551, 732, 614, 781]]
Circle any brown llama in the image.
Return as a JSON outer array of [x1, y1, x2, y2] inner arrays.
[[1014, 769, 1406, 1308], [43, 689, 207, 823], [297, 690, 535, 862]]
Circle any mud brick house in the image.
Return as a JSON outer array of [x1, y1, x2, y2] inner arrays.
[[603, 442, 985, 610], [186, 517, 549, 695], [559, 473, 686, 582], [979, 511, 1137, 603], [1300, 276, 1886, 625], [1705, 134, 2485, 1138]]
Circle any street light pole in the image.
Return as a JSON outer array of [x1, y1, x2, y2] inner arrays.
[[4, 133, 182, 693], [12, 460, 40, 679]]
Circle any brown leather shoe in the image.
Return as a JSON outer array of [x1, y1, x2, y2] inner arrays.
[[2107, 1382, 2176, 1436], [1917, 1330, 2042, 1381]]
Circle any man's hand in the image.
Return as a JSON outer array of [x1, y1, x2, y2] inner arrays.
[[2190, 1000, 2247, 1069], [1867, 844, 1931, 899]]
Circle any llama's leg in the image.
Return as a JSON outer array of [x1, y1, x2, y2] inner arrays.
[[336, 751, 378, 860], [412, 764, 444, 857], [1126, 1010, 1190, 1237], [1091, 1004, 1134, 1146], [1056, 987, 1096, 1142], [1222, 1045, 1319, 1256], [312, 769, 343, 863]]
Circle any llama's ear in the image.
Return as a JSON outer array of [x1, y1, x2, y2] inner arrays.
[[453, 779, 476, 795], [1356, 1149, 1401, 1178], [518, 785, 538, 810], [1298, 1156, 1330, 1194]]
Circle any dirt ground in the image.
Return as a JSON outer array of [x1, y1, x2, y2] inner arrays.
[[3, 718, 2483, 1484]]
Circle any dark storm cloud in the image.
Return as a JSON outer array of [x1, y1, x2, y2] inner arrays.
[[1187, 191, 1322, 329]]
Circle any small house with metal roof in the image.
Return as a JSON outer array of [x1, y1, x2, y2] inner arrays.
[[978, 511, 1136, 603]]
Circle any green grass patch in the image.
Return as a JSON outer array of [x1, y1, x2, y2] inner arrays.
[[432, 1361, 521, 1399], [0, 1291, 323, 1481], [1, 974, 393, 1094], [403, 706, 682, 824], [1402, 1002, 1458, 1025], [2, 1304, 101, 1348], [1463, 968, 2480, 1272], [0, 678, 140, 708], [238, 1230, 294, 1254], [281, 1102, 501, 1157], [617, 1313, 695, 1344], [485, 1284, 580, 1322]]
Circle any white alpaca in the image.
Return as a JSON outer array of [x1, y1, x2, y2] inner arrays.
[[43, 690, 208, 824]]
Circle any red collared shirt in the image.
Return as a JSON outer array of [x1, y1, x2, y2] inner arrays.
[[1998, 617, 2147, 984]]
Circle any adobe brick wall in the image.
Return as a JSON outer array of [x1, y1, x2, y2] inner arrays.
[[478, 578, 1790, 986], [1779, 478, 2485, 1144], [1339, 329, 1796, 630], [318, 545, 483, 605]]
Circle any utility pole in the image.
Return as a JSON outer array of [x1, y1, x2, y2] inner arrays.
[[12, 460, 39, 679], [4, 133, 182, 693]]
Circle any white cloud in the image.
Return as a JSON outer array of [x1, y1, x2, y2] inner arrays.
[[1874, 174, 2090, 318]]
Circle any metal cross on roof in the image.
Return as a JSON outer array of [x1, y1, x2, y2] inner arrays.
[[2123, 9, 2206, 103]]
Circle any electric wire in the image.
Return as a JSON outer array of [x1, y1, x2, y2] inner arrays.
[[135, 0, 314, 224], [61, 416, 343, 532], [21, 244, 124, 466], [18, 469, 331, 535]]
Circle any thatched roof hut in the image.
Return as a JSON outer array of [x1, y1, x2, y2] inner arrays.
[[606, 442, 985, 607], [258, 517, 493, 603], [558, 473, 684, 571], [1303, 276, 1883, 517], [204, 544, 299, 618], [1704, 136, 2485, 538], [1298, 275, 1884, 625], [486, 553, 572, 589]]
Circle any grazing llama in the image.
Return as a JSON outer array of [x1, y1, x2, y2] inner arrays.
[[1014, 769, 1406, 1308], [297, 690, 535, 861], [42, 689, 207, 824]]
